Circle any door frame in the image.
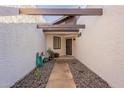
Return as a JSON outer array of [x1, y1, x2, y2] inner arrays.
[[66, 38, 72, 55]]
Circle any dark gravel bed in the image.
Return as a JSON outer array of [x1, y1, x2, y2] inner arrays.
[[67, 59, 111, 88], [11, 60, 55, 88]]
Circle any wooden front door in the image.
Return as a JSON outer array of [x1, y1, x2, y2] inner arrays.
[[66, 39, 72, 55]]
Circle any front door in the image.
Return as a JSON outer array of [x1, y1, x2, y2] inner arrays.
[[66, 39, 72, 55]]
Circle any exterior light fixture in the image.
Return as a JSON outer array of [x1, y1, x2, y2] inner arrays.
[[73, 38, 76, 41], [78, 32, 82, 37]]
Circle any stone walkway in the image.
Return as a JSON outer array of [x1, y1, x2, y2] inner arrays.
[[46, 61, 76, 88]]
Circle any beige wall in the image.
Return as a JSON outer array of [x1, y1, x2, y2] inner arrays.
[[45, 34, 76, 56], [0, 6, 46, 87], [46, 34, 66, 56], [0, 24, 45, 87], [74, 5, 124, 87]]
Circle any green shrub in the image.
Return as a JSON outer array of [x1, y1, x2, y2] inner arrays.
[[34, 68, 41, 80], [47, 48, 54, 59]]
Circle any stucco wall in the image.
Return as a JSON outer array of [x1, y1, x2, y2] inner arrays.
[[0, 6, 46, 23], [0, 24, 45, 87], [46, 34, 66, 56], [74, 5, 124, 87]]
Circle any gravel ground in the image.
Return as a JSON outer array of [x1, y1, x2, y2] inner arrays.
[[11, 58, 111, 88], [11, 60, 55, 88], [67, 59, 111, 88]]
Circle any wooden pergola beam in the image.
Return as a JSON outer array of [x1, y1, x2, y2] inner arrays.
[[43, 28, 79, 32], [37, 24, 85, 29], [19, 8, 103, 16]]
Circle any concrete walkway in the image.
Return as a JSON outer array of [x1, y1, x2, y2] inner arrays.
[[46, 61, 76, 88]]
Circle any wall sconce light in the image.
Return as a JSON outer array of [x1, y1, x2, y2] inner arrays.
[[73, 38, 76, 41], [77, 32, 82, 37]]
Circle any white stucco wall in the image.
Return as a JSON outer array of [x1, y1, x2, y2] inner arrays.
[[72, 38, 75, 56], [74, 5, 124, 87], [0, 6, 19, 16], [0, 24, 45, 87], [0, 6, 46, 23], [46, 35, 66, 56]]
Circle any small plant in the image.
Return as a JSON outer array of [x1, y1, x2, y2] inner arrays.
[[47, 48, 54, 59], [78, 32, 82, 37], [43, 57, 49, 63], [34, 68, 41, 80]]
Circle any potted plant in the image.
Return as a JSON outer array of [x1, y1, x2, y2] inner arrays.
[[54, 52, 60, 58], [47, 48, 54, 60]]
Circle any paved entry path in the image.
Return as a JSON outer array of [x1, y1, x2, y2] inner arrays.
[[46, 61, 76, 88]]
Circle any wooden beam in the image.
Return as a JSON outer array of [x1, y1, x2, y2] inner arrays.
[[44, 31, 79, 32], [37, 24, 85, 29], [19, 8, 103, 16], [43, 27, 79, 31], [43, 29, 79, 32]]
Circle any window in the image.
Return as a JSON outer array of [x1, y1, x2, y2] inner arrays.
[[53, 36, 61, 49]]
